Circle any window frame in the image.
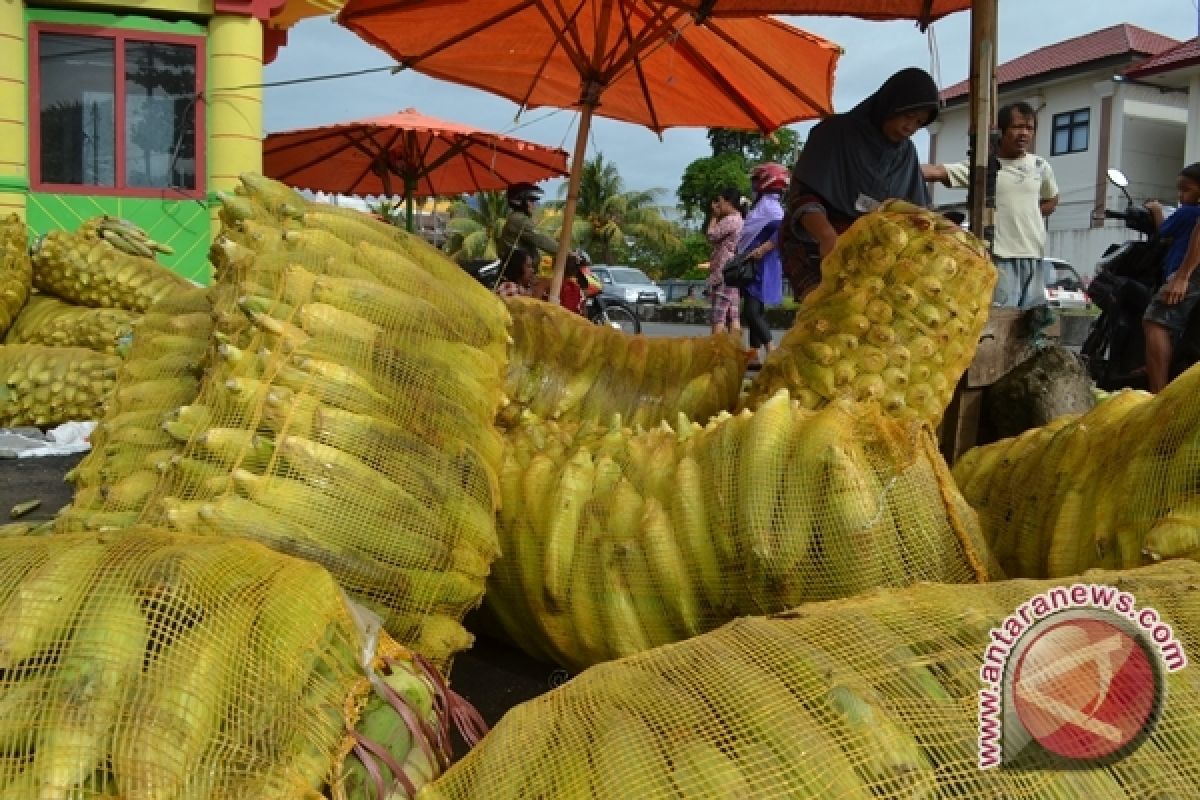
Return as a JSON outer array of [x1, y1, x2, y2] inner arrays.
[[28, 22, 206, 199], [1050, 107, 1090, 156]]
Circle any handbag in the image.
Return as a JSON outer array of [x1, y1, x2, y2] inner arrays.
[[722, 251, 758, 289]]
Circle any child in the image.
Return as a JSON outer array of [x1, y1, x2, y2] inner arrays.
[[1144, 162, 1200, 392], [495, 249, 535, 298]]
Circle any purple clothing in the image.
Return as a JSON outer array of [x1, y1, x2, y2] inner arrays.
[[738, 193, 784, 305]]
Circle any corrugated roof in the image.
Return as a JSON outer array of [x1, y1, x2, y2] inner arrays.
[[1123, 37, 1200, 79], [940, 23, 1180, 101]]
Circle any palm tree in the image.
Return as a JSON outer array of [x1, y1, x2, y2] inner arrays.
[[557, 153, 679, 267], [443, 191, 509, 262]]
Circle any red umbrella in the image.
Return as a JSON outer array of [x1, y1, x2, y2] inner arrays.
[[338, 0, 840, 300], [262, 108, 569, 231]]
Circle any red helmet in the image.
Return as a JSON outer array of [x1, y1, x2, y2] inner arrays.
[[751, 162, 789, 194]]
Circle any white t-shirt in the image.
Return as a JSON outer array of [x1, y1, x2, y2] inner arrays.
[[945, 153, 1058, 259]]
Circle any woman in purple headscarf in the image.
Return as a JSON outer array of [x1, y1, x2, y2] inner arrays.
[[738, 162, 789, 365]]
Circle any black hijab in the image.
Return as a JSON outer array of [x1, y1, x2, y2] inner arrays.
[[791, 67, 940, 221]]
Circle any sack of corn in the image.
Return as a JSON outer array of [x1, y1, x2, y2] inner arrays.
[[423, 561, 1200, 800], [5, 294, 139, 354], [32, 217, 191, 312], [0, 343, 120, 427], [0, 528, 485, 800], [486, 389, 995, 671], [953, 366, 1200, 579], [498, 296, 746, 429], [61, 287, 213, 529], [0, 214, 31, 338], [746, 200, 995, 426], [105, 174, 511, 666]]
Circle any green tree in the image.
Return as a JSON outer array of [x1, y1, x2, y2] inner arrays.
[[677, 151, 750, 225], [442, 190, 511, 262], [658, 231, 712, 280], [367, 198, 407, 227], [707, 126, 801, 164], [557, 153, 679, 267]]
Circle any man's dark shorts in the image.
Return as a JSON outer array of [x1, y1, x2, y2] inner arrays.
[[1144, 273, 1200, 333]]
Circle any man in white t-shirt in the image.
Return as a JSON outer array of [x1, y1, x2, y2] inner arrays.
[[923, 102, 1060, 308]]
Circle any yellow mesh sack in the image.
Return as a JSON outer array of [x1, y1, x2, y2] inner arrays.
[[61, 287, 213, 529], [4, 295, 140, 354], [486, 389, 994, 670], [952, 368, 1200, 579], [424, 561, 1200, 799], [0, 214, 31, 338], [746, 200, 995, 425], [498, 296, 746, 429], [123, 174, 510, 666], [0, 527, 484, 799], [0, 343, 120, 427], [31, 218, 192, 312]]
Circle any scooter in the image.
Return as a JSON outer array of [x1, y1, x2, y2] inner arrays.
[[1082, 169, 1200, 388], [460, 258, 642, 334]]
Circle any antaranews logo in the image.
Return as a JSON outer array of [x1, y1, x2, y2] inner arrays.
[[977, 583, 1187, 770]]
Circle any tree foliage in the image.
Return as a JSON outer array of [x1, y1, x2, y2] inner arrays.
[[442, 190, 512, 262], [676, 152, 750, 225], [555, 153, 680, 269], [707, 126, 801, 165]]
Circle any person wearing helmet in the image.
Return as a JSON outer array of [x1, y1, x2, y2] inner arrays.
[[781, 67, 940, 301], [499, 182, 559, 270], [737, 162, 789, 365]]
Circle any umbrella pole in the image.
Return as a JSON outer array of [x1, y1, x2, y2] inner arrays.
[[405, 176, 417, 233], [548, 97, 597, 304]]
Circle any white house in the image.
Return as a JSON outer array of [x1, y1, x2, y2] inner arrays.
[[929, 24, 1189, 279]]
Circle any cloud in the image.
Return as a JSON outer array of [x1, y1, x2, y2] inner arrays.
[[263, 1, 1196, 201]]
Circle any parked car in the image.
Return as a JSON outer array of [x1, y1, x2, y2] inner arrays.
[[1044, 257, 1089, 308], [591, 266, 666, 305], [659, 279, 708, 303]]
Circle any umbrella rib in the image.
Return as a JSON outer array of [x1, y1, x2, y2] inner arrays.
[[357, 0, 539, 69], [598, 3, 691, 82], [705, 19, 835, 121], [668, 23, 775, 132], [614, 1, 663, 131], [265, 135, 354, 180], [538, 0, 592, 82], [455, 136, 562, 182]]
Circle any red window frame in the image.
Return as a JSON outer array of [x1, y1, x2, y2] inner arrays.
[[28, 22, 207, 199]]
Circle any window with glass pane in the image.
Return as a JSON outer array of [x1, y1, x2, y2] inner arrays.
[[38, 34, 116, 186], [1051, 108, 1089, 155], [125, 41, 197, 189]]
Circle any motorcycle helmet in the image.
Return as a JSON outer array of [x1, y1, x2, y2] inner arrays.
[[751, 162, 789, 194], [506, 182, 544, 210]]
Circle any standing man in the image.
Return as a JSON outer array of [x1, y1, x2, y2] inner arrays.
[[923, 102, 1060, 308]]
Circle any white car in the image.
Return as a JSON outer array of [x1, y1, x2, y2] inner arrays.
[[590, 266, 666, 305], [1044, 258, 1089, 308]]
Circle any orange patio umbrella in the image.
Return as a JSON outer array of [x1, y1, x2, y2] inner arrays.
[[262, 108, 569, 232], [338, 0, 840, 301], [660, 0, 969, 27]]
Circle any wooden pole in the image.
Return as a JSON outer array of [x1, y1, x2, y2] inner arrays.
[[548, 95, 597, 303], [966, 0, 998, 245]]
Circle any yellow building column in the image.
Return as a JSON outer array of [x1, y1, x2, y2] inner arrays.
[[0, 0, 27, 220], [207, 13, 263, 232]]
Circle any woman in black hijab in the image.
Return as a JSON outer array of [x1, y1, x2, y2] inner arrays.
[[781, 67, 940, 300]]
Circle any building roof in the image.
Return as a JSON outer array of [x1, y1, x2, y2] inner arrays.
[[940, 24, 1180, 102], [1123, 37, 1200, 79]]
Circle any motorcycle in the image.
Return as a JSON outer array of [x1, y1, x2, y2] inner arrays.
[[460, 258, 642, 334], [1078, 168, 1200, 389]]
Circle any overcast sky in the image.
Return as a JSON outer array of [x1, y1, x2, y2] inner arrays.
[[263, 0, 1199, 204]]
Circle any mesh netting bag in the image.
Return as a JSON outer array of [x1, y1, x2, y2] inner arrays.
[[0, 214, 31, 338], [485, 389, 995, 670], [87, 174, 511, 666], [951, 374, 1200, 579], [31, 217, 192, 312], [745, 200, 995, 426], [498, 296, 746, 429], [0, 343, 120, 427], [423, 560, 1200, 799], [5, 294, 140, 354], [61, 287, 213, 531], [0, 527, 485, 799]]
